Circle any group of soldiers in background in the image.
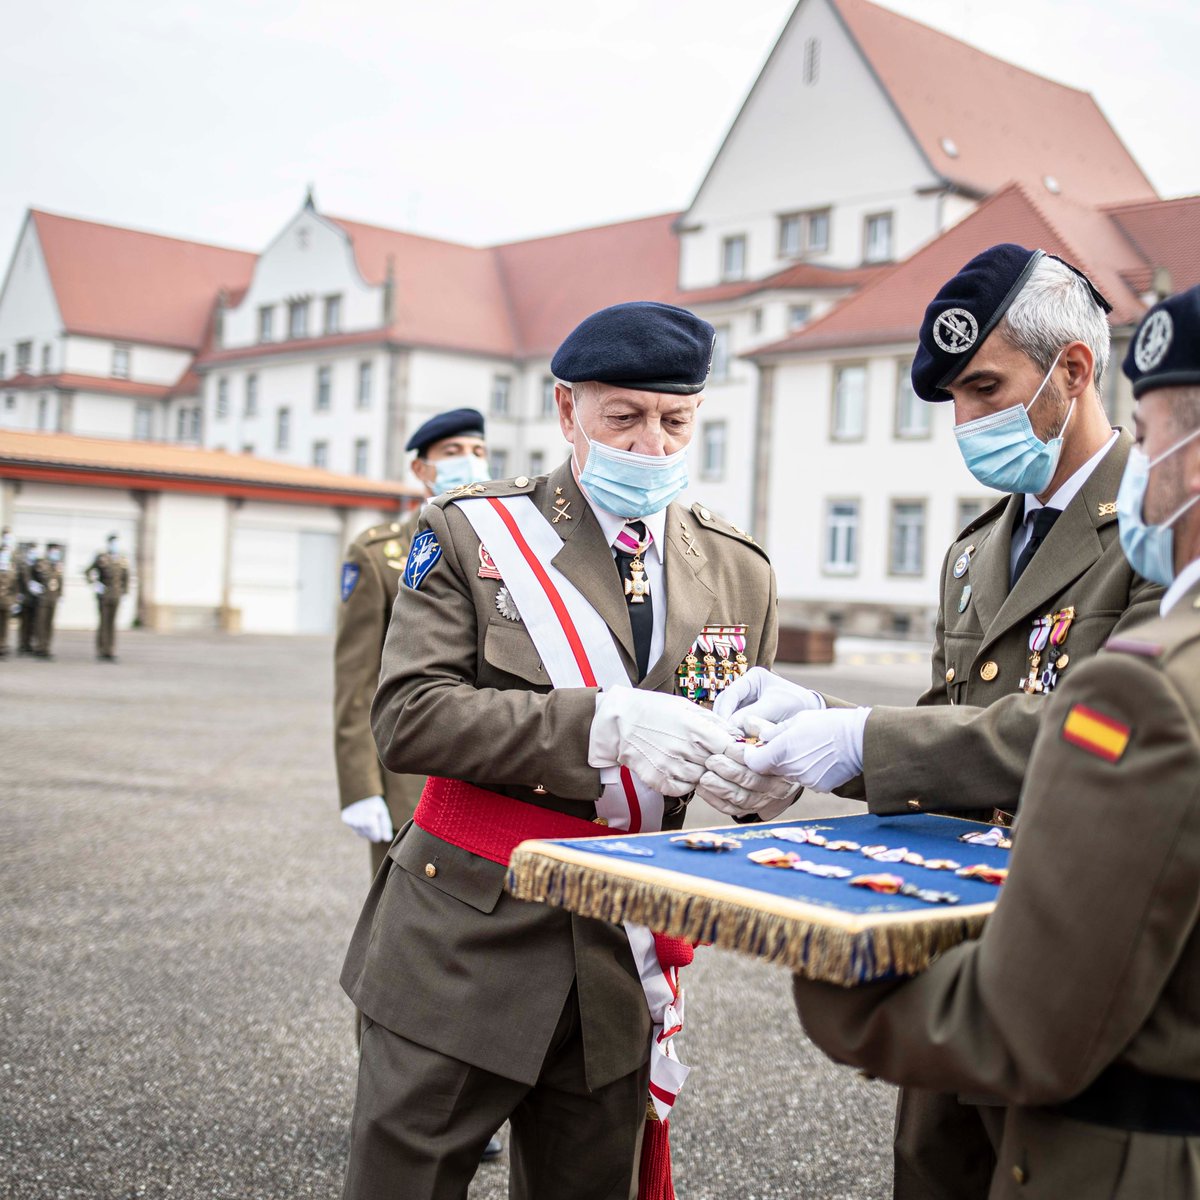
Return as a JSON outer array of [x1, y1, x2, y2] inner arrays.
[[0, 528, 130, 661]]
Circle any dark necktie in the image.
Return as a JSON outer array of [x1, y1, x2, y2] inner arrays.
[[1012, 507, 1061, 586], [613, 520, 654, 680]]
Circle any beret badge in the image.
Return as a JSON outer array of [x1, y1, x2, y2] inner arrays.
[[932, 308, 980, 355], [1133, 310, 1173, 373]]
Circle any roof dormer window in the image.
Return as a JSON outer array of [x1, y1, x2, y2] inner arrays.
[[721, 235, 747, 281]]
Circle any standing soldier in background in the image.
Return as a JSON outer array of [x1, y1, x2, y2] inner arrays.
[[16, 542, 41, 655], [33, 542, 65, 659], [86, 534, 130, 662], [0, 527, 15, 658]]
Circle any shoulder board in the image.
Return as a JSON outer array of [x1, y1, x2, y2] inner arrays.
[[689, 503, 769, 558], [433, 476, 537, 508], [1104, 636, 1163, 658], [360, 517, 415, 546], [956, 496, 1009, 540]]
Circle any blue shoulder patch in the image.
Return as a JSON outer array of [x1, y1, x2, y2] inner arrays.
[[340, 562, 361, 602], [404, 530, 442, 590]]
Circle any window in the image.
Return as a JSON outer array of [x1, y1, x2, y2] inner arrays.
[[357, 362, 372, 409], [16, 342, 31, 373], [778, 214, 803, 258], [788, 304, 813, 330], [864, 212, 894, 263], [215, 377, 229, 419], [40, 344, 51, 374], [111, 346, 130, 379], [315, 365, 332, 411], [890, 500, 926, 576], [323, 295, 342, 334], [529, 450, 545, 477], [490, 375, 511, 416], [0, 352, 7, 377], [312, 441, 329, 469], [807, 209, 830, 252], [956, 498, 991, 533], [803, 36, 820, 85], [779, 209, 830, 258], [189, 407, 202, 441], [276, 407, 291, 450], [540, 376, 557, 418], [4, 393, 13, 410], [245, 374, 258, 417], [751, 308, 763, 334], [824, 500, 860, 574], [721, 235, 746, 281], [710, 325, 731, 382], [894, 361, 930, 438], [832, 364, 867, 440], [353, 438, 369, 475], [701, 421, 727, 481], [242, 443, 255, 455], [288, 300, 309, 339], [489, 449, 509, 479], [176, 407, 188, 440], [37, 394, 50, 431], [134, 405, 153, 440], [258, 306, 274, 343]]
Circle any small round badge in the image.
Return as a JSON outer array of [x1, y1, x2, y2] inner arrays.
[[932, 308, 979, 354], [1134, 309, 1173, 372], [953, 546, 974, 578]]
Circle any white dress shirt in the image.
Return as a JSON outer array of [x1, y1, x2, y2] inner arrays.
[[1160, 558, 1200, 616]]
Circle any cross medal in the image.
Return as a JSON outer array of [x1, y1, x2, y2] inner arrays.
[[624, 541, 651, 605]]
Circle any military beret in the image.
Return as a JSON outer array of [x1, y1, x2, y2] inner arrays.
[[405, 407, 486, 456], [551, 301, 716, 395], [1123, 284, 1200, 398], [911, 244, 1112, 402]]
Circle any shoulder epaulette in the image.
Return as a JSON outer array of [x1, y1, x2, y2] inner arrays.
[[434, 475, 538, 509], [689, 502, 769, 559], [1105, 636, 1163, 658]]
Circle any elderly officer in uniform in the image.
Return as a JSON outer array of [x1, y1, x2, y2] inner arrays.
[[789, 284, 1200, 1200], [340, 301, 784, 1200], [702, 246, 1162, 1199], [32, 541, 65, 659], [85, 534, 130, 662], [334, 408, 490, 877], [0, 527, 16, 658]]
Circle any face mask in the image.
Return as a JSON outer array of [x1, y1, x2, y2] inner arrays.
[[48, 549, 62, 564], [1117, 426, 1200, 586], [954, 350, 1072, 494], [25, 549, 37, 564], [431, 454, 490, 495], [571, 394, 690, 519], [107, 542, 119, 555]]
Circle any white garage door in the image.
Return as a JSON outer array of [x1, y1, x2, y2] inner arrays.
[[229, 524, 340, 635]]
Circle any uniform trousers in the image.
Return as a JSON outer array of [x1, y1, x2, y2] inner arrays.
[[96, 600, 119, 657], [344, 987, 647, 1200], [34, 599, 58, 655]]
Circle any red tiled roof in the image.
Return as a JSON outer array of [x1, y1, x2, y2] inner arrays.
[[1106, 194, 1200, 295], [0, 372, 174, 399], [30, 211, 256, 350], [680, 260, 892, 306], [832, 0, 1156, 206]]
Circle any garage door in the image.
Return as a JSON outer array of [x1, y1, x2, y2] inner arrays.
[[229, 525, 340, 635]]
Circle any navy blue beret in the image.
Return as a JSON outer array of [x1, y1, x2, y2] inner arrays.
[[551, 301, 716, 395], [405, 407, 486, 455], [1123, 284, 1200, 398], [912, 244, 1112, 402]]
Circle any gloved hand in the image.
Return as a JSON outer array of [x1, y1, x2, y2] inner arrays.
[[28, 580, 44, 595], [742, 708, 871, 793], [712, 667, 825, 733], [93, 582, 106, 596], [696, 740, 803, 821], [341, 795, 395, 843], [590, 687, 735, 797]]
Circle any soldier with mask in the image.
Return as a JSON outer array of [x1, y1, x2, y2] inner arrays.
[[16, 542, 41, 655], [32, 542, 65, 659], [85, 534, 130, 661], [0, 527, 15, 658]]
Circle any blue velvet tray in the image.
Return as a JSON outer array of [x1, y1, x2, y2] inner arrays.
[[505, 813, 1010, 985]]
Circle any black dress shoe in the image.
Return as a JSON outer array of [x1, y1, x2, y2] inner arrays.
[[481, 1135, 503, 1161]]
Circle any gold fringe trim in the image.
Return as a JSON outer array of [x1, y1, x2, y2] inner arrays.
[[506, 847, 991, 988]]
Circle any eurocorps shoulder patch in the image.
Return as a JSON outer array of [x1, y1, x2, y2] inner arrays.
[[403, 530, 442, 590], [340, 562, 360, 602]]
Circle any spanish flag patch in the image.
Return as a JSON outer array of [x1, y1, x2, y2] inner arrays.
[[1062, 704, 1131, 763]]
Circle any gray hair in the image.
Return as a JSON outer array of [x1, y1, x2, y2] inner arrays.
[[999, 256, 1111, 389]]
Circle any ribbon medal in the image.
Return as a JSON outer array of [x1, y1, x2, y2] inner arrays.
[[676, 625, 748, 706]]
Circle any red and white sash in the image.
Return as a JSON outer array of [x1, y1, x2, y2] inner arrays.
[[457, 493, 689, 1119]]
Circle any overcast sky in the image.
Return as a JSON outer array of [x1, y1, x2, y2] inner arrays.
[[4, 0, 1197, 254]]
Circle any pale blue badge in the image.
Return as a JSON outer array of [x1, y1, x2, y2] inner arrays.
[[340, 562, 360, 602], [403, 530, 442, 590]]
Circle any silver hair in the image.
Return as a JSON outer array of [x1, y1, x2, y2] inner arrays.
[[999, 256, 1111, 389]]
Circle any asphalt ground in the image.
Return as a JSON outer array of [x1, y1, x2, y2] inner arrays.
[[0, 631, 929, 1200]]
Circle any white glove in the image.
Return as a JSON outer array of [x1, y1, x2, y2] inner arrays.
[[590, 686, 735, 797], [341, 795, 395, 843], [742, 707, 871, 793], [27, 580, 44, 595], [712, 667, 825, 733], [93, 582, 106, 595], [696, 740, 803, 821]]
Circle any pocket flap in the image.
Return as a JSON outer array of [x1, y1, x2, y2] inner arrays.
[[483, 619, 549, 686], [389, 822, 506, 914]]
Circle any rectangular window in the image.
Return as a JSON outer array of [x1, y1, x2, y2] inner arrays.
[[40, 344, 51, 374], [778, 214, 802, 258], [807, 209, 830, 252], [312, 440, 329, 469], [245, 374, 258, 417], [710, 325, 731, 382], [4, 393, 13, 410], [37, 394, 50, 431], [489, 449, 509, 479], [788, 303, 813, 330], [315, 364, 332, 411], [323, 294, 342, 335], [215, 377, 229, 419], [490, 375, 511, 416], [189, 407, 202, 441], [357, 362, 372, 409], [751, 308, 763, 334], [701, 421, 727, 481], [110, 346, 130, 379], [276, 407, 291, 450], [242, 443, 255, 455], [353, 438, 369, 475], [779, 209, 830, 258], [864, 212, 894, 263], [288, 300, 309, 339], [824, 499, 860, 574], [258, 306, 274, 342], [721, 235, 746, 281], [134, 405, 153, 441], [541, 376, 557, 418], [894, 361, 930, 438], [176, 407, 187, 441], [832, 364, 867, 440], [890, 500, 926, 576], [0, 352, 7, 378], [16, 342, 32, 373], [529, 450, 545, 477]]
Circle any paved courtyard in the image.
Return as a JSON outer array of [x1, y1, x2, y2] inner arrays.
[[1, 630, 928, 1199]]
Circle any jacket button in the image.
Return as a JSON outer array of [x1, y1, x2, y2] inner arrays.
[[424, 863, 437, 878], [907, 799, 921, 810], [533, 784, 547, 795], [945, 667, 956, 683], [980, 661, 999, 682], [1011, 1164, 1027, 1185], [515, 476, 530, 487]]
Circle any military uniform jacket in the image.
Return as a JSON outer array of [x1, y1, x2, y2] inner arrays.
[[838, 431, 1162, 816], [342, 459, 777, 1091], [35, 560, 63, 600], [794, 576, 1200, 1199], [333, 510, 426, 824], [86, 553, 129, 599]]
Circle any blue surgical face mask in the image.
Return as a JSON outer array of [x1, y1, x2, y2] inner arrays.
[[571, 393, 690, 519], [48, 549, 62, 564], [1117, 426, 1200, 586], [431, 454, 490, 495], [954, 350, 1072, 494]]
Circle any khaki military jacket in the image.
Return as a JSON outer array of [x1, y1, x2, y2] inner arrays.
[[333, 509, 425, 824], [838, 431, 1162, 816], [343, 458, 777, 1091], [35, 560, 63, 600], [86, 553, 129, 600], [794, 576, 1200, 1199]]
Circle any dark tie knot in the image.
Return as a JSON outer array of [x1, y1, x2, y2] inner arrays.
[[1030, 507, 1061, 539], [626, 520, 647, 543]]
